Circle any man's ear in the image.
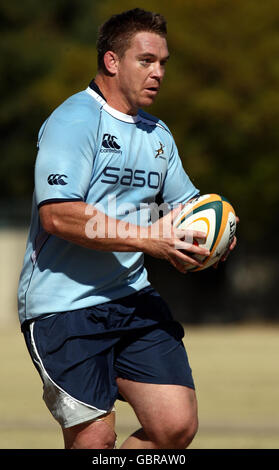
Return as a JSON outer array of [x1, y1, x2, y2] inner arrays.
[[103, 50, 119, 75]]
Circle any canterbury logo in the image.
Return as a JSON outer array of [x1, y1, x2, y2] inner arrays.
[[63, 396, 76, 410], [47, 174, 68, 185], [155, 142, 165, 158], [102, 134, 121, 150]]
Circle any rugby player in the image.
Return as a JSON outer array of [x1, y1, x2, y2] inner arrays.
[[18, 8, 235, 449]]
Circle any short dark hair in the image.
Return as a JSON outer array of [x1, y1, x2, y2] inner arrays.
[[97, 8, 167, 72]]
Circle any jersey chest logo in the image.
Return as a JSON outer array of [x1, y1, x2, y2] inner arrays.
[[155, 141, 166, 160], [100, 134, 122, 155]]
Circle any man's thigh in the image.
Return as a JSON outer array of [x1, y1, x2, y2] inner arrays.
[[116, 378, 198, 435]]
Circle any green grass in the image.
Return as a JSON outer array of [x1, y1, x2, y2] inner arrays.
[[1, 323, 279, 449]]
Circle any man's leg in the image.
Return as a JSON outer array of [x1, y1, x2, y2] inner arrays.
[[116, 378, 198, 449], [62, 411, 116, 449]]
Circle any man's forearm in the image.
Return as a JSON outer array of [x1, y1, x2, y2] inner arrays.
[[39, 200, 148, 252]]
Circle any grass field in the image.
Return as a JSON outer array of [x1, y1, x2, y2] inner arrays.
[[1, 323, 279, 449]]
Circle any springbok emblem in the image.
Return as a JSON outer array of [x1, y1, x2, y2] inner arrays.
[[155, 142, 165, 158]]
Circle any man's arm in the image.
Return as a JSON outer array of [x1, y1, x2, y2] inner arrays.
[[39, 201, 210, 274]]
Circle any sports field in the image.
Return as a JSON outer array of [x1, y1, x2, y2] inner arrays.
[[1, 323, 279, 449]]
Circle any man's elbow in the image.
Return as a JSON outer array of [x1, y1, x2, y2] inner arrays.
[[39, 205, 59, 235]]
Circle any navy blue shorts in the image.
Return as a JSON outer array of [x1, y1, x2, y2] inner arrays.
[[23, 287, 194, 424]]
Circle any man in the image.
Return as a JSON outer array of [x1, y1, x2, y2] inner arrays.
[[18, 8, 234, 449]]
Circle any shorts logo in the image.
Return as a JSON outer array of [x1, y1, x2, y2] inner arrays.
[[47, 174, 68, 185], [100, 134, 122, 155], [63, 396, 76, 410]]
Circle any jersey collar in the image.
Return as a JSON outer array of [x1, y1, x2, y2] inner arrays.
[[88, 79, 106, 101], [86, 80, 141, 124]]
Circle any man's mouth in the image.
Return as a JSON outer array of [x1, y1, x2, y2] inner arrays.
[[145, 87, 159, 94]]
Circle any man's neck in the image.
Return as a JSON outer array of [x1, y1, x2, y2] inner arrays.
[[94, 74, 138, 116]]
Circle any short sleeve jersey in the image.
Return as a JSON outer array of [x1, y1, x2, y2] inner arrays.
[[17, 82, 199, 325]]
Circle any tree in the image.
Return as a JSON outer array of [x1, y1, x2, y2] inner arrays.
[[0, 0, 99, 199]]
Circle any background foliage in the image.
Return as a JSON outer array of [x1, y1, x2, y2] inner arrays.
[[1, 0, 279, 248]]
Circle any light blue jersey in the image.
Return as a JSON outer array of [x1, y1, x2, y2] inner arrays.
[[18, 83, 199, 325]]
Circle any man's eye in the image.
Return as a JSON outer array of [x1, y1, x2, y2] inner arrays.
[[140, 59, 150, 66]]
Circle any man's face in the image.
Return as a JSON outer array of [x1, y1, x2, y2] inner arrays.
[[116, 31, 169, 114]]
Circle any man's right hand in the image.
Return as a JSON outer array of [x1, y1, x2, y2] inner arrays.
[[142, 205, 210, 273]]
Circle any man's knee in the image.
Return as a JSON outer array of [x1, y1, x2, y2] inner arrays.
[[172, 414, 199, 448], [63, 413, 116, 449], [148, 412, 199, 449]]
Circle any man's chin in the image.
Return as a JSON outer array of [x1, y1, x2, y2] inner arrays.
[[139, 96, 157, 108]]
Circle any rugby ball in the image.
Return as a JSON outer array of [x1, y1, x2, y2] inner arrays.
[[173, 194, 236, 271]]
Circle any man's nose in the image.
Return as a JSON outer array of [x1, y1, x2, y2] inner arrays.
[[151, 62, 165, 81]]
